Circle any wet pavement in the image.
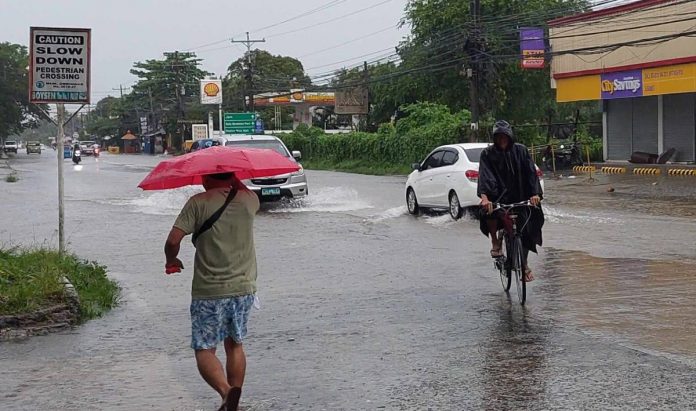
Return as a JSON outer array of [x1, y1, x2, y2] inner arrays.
[[1, 152, 695, 410]]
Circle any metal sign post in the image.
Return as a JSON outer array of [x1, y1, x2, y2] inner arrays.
[[29, 26, 91, 255], [56, 104, 65, 254]]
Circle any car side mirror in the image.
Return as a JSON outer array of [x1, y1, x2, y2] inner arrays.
[[292, 150, 302, 160], [411, 162, 422, 172]]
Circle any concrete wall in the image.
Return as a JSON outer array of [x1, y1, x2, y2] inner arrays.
[[550, 1, 696, 76]]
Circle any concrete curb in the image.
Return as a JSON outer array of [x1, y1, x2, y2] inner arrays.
[[633, 167, 661, 175], [0, 276, 81, 341]]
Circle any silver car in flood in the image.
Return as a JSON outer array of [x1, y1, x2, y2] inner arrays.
[[223, 134, 308, 201]]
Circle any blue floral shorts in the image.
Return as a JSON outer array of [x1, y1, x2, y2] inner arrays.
[[190, 294, 255, 350]]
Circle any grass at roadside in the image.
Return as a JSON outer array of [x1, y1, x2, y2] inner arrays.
[[0, 248, 120, 320], [5, 172, 19, 183], [302, 159, 412, 176]]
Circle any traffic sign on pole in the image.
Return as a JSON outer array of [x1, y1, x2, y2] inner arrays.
[[224, 112, 255, 134]]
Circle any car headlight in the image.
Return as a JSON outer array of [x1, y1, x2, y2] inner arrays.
[[291, 165, 304, 176]]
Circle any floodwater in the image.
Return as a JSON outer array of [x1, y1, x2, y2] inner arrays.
[[1, 152, 695, 410]]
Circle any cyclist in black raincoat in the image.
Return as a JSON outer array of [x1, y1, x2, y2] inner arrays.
[[477, 120, 544, 281]]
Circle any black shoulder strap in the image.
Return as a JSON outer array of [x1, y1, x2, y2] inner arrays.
[[192, 186, 238, 245]]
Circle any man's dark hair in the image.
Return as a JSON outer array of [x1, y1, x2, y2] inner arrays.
[[208, 172, 234, 181]]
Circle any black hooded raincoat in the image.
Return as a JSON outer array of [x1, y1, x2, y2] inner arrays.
[[477, 137, 545, 253]]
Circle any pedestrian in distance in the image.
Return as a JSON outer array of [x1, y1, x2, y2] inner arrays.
[[164, 172, 260, 411]]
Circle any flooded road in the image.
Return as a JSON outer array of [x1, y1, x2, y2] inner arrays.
[[1, 152, 695, 410]]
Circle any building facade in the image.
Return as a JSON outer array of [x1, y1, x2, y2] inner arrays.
[[549, 0, 696, 163]]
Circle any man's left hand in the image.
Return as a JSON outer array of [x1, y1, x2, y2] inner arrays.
[[165, 258, 184, 275], [530, 195, 541, 207]]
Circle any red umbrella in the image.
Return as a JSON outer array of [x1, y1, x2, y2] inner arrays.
[[138, 146, 300, 190]]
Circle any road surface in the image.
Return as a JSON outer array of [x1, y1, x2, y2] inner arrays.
[[1, 152, 695, 410]]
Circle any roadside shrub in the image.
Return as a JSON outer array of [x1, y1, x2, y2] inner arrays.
[[278, 102, 471, 169], [0, 248, 120, 320]]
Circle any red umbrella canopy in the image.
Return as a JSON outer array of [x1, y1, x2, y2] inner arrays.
[[138, 146, 300, 190]]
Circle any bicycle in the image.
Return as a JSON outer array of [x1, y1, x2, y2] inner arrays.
[[491, 201, 536, 305]]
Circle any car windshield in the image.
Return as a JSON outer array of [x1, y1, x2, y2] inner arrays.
[[6, 141, 16, 145], [81, 141, 95, 145], [225, 140, 289, 157], [464, 148, 485, 162]]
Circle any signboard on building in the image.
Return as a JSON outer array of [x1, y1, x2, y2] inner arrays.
[[643, 63, 696, 96], [200, 79, 223, 105], [29, 27, 91, 103], [520, 27, 545, 70], [601, 70, 643, 99], [140, 116, 148, 134], [192, 124, 208, 140], [335, 87, 369, 114], [224, 112, 255, 134]]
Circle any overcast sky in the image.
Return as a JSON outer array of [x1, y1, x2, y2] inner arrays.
[[3, 0, 409, 103]]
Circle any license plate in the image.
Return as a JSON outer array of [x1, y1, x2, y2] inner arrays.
[[261, 187, 281, 196]]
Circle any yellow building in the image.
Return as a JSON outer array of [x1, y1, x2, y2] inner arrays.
[[549, 0, 696, 162]]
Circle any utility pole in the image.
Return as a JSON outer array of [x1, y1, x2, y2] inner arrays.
[[231, 32, 265, 112], [112, 84, 130, 98], [467, 0, 481, 142], [363, 61, 370, 132], [164, 51, 192, 150]]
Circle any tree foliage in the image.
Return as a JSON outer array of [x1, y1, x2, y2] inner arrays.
[[0, 42, 46, 141], [223, 50, 311, 109], [87, 53, 209, 146], [394, 0, 594, 126]]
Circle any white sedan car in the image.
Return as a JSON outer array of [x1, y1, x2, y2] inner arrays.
[[405, 143, 544, 220]]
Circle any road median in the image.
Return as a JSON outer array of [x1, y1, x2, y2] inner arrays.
[[0, 248, 120, 340]]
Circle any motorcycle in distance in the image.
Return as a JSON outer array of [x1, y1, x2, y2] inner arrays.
[[542, 141, 583, 171], [72, 148, 82, 165]]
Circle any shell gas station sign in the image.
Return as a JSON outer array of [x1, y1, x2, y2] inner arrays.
[[200, 79, 223, 105]]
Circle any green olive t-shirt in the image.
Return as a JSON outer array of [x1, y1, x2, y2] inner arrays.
[[174, 187, 260, 299]]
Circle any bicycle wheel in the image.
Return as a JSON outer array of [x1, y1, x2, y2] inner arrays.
[[512, 237, 527, 305], [497, 233, 511, 292]]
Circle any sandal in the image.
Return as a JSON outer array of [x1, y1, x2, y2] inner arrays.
[[490, 245, 503, 258], [218, 387, 242, 411], [524, 267, 535, 282]]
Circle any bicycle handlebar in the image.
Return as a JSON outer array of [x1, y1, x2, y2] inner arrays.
[[492, 201, 538, 212]]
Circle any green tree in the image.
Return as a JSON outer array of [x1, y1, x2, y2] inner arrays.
[[129, 52, 209, 149], [396, 0, 593, 129], [223, 50, 311, 129], [85, 96, 120, 138], [0, 42, 46, 145]]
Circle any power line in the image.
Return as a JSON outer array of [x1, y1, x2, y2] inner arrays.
[[265, 0, 395, 39], [183, 0, 346, 51], [251, 0, 347, 34], [298, 25, 397, 58]]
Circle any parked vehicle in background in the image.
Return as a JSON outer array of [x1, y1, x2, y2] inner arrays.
[[542, 140, 583, 171], [188, 138, 222, 153], [405, 143, 545, 220], [222, 134, 308, 201], [79, 141, 97, 156], [3, 141, 18, 154], [26, 141, 42, 154]]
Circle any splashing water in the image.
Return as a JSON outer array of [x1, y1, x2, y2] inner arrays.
[[269, 187, 372, 214], [107, 186, 203, 216], [367, 206, 409, 222]]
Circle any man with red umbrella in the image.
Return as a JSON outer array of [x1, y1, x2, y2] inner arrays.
[[164, 172, 259, 410], [144, 146, 299, 410]]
